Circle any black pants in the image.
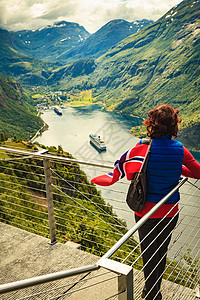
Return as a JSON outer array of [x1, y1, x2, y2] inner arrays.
[[135, 214, 179, 300]]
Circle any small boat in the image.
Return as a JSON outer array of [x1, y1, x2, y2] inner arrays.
[[54, 106, 62, 115], [89, 134, 106, 151]]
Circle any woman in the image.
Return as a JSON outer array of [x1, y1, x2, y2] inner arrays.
[[134, 104, 200, 299], [91, 104, 200, 300]]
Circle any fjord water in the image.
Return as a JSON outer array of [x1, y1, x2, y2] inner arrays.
[[36, 104, 200, 164], [36, 105, 142, 163], [36, 105, 143, 229]]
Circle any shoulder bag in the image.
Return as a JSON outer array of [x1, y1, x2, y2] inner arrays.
[[125, 139, 152, 212]]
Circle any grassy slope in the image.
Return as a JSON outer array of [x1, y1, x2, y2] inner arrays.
[[0, 74, 43, 139], [0, 141, 138, 260]]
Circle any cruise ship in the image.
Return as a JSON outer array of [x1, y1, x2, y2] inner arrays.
[[54, 106, 62, 115], [89, 134, 106, 151]]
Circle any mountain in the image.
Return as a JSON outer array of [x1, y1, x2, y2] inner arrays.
[[0, 18, 153, 85], [96, 0, 200, 122], [11, 21, 91, 61], [58, 19, 154, 62], [11, 19, 153, 62], [0, 18, 152, 84], [0, 28, 60, 85], [0, 28, 31, 76], [0, 73, 43, 139], [49, 0, 199, 150]]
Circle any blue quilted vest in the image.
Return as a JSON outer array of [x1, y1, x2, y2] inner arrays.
[[140, 135, 184, 204]]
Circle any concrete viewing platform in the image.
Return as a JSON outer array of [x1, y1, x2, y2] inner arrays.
[[0, 222, 197, 299]]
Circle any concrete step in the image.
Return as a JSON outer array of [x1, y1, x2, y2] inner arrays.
[[0, 222, 117, 299]]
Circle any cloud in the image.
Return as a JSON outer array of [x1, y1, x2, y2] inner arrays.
[[0, 0, 181, 33]]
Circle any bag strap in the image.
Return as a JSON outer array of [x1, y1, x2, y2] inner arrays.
[[141, 140, 152, 172], [123, 138, 152, 164], [123, 139, 152, 180], [138, 139, 152, 173]]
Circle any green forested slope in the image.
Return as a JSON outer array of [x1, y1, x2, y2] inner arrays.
[[0, 143, 138, 261], [0, 74, 43, 139]]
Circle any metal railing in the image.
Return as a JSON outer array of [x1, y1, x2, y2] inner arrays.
[[0, 145, 199, 299]]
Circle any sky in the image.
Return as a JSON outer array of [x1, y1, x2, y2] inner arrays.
[[0, 0, 182, 33]]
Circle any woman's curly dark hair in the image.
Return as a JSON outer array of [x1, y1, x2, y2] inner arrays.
[[143, 104, 182, 138]]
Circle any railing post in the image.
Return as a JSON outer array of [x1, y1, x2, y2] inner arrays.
[[98, 258, 133, 300], [118, 272, 133, 300], [43, 158, 57, 244]]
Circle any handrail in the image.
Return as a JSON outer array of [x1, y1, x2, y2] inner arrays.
[[0, 264, 99, 294], [0, 146, 113, 169], [97, 177, 188, 264]]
